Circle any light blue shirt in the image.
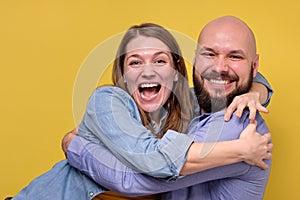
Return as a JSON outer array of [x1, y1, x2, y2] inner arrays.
[[12, 72, 272, 200]]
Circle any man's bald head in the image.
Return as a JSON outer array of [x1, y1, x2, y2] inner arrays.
[[198, 16, 257, 59]]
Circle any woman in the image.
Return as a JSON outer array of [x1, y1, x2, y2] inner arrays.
[[11, 23, 272, 200]]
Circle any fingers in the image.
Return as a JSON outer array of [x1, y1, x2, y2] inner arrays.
[[235, 103, 247, 119], [257, 104, 269, 114], [257, 161, 269, 170], [224, 102, 236, 121], [267, 143, 273, 153], [62, 128, 78, 157], [225, 93, 269, 122], [265, 152, 272, 160], [263, 132, 272, 142], [70, 127, 79, 135], [247, 119, 257, 129]]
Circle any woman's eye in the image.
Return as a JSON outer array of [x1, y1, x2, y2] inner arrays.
[[155, 59, 167, 64], [128, 60, 142, 66]]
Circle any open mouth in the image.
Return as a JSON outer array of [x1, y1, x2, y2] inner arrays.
[[138, 83, 162, 99]]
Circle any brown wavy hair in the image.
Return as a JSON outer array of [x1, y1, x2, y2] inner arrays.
[[112, 23, 194, 136]]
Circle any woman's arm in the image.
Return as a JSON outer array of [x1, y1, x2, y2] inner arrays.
[[67, 136, 250, 196], [66, 111, 271, 196], [224, 72, 273, 121]]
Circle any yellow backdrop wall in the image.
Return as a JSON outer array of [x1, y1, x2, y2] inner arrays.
[[1, 0, 299, 199]]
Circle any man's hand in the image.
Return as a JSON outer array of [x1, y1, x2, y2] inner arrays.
[[239, 121, 273, 170], [224, 91, 269, 122], [61, 128, 78, 157]]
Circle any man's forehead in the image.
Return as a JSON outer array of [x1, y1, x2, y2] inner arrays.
[[197, 18, 256, 56]]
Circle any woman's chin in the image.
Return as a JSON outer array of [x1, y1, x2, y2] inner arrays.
[[140, 104, 162, 113]]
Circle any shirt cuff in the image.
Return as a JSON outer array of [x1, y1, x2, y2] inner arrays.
[[67, 136, 89, 169], [159, 130, 194, 178], [253, 72, 274, 107]]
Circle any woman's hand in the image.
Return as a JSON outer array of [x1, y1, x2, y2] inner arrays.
[[61, 128, 78, 157], [224, 91, 269, 122], [239, 121, 273, 170]]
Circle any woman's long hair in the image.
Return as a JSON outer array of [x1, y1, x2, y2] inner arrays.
[[112, 23, 194, 135]]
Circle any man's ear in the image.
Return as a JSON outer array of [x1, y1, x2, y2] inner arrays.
[[252, 54, 259, 77]]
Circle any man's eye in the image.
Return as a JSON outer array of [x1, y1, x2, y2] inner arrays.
[[201, 52, 215, 58], [229, 55, 243, 60]]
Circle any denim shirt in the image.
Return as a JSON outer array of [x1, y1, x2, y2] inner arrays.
[[12, 72, 272, 200]]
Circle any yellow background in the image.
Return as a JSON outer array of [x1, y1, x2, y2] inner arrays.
[[1, 0, 298, 199]]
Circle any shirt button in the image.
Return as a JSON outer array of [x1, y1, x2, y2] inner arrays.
[[89, 192, 94, 197]]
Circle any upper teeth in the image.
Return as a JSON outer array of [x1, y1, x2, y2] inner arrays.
[[140, 83, 158, 88], [210, 79, 229, 84]]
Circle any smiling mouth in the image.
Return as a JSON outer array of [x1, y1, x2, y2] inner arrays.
[[138, 83, 161, 98], [207, 78, 232, 85]]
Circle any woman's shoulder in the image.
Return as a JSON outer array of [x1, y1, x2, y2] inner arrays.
[[94, 86, 129, 97], [92, 86, 134, 104]]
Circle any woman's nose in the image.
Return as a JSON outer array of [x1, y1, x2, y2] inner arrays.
[[141, 64, 156, 77]]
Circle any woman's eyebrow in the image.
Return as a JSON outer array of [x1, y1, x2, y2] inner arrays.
[[153, 51, 172, 58]]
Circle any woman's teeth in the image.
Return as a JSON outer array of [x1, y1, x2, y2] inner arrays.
[[139, 83, 159, 88]]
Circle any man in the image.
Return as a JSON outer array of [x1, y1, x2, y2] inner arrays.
[[165, 15, 272, 199], [64, 16, 272, 199]]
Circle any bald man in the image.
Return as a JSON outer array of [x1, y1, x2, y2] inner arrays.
[[165, 15, 272, 199]]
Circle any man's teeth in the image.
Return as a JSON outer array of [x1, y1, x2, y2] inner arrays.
[[209, 79, 229, 84], [140, 83, 158, 88]]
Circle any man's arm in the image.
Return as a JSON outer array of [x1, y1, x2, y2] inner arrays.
[[67, 136, 250, 196], [67, 111, 270, 196]]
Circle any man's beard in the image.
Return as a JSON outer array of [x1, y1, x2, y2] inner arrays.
[[193, 67, 253, 114]]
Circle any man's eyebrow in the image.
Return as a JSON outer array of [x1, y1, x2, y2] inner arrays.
[[198, 46, 215, 52], [229, 50, 247, 57], [198, 47, 246, 56], [230, 50, 245, 54]]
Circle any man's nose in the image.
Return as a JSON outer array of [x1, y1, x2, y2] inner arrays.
[[215, 57, 229, 73]]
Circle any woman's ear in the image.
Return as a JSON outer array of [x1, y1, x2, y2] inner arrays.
[[174, 71, 178, 82]]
